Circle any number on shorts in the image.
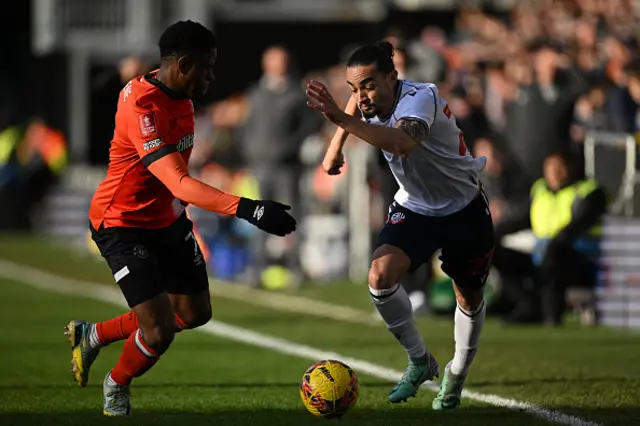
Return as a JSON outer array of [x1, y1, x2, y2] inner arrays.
[[185, 231, 200, 258]]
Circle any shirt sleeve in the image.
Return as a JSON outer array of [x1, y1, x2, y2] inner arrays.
[[129, 106, 177, 167], [394, 86, 439, 130], [147, 152, 241, 216]]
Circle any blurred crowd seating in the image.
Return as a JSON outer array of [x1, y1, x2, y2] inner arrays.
[[3, 1, 640, 314], [177, 0, 640, 285]]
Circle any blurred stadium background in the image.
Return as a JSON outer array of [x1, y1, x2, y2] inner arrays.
[[2, 0, 640, 329]]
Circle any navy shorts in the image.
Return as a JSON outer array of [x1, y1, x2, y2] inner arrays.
[[376, 189, 494, 290], [90, 213, 209, 308]]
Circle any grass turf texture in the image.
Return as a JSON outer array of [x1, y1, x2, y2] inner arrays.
[[0, 235, 638, 425]]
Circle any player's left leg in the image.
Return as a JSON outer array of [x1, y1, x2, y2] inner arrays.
[[168, 289, 212, 331], [160, 217, 212, 331], [433, 190, 494, 410]]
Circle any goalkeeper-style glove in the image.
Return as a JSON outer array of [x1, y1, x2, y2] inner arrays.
[[235, 198, 297, 237]]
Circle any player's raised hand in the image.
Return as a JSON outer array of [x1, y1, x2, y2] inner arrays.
[[235, 198, 297, 237], [306, 80, 346, 125]]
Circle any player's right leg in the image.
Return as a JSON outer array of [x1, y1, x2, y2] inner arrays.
[[103, 292, 176, 416], [66, 225, 133, 388], [371, 203, 439, 403], [68, 306, 196, 383], [72, 225, 175, 416], [68, 218, 209, 388]]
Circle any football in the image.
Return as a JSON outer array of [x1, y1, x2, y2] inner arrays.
[[299, 359, 359, 418]]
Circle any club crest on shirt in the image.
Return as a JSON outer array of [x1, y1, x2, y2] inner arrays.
[[138, 113, 157, 137]]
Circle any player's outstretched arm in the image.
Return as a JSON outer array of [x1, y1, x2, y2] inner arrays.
[[147, 153, 296, 236], [322, 96, 357, 175], [326, 96, 358, 153], [341, 117, 424, 158], [306, 80, 421, 157]]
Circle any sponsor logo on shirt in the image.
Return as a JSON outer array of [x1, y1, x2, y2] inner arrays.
[[143, 138, 162, 151], [176, 133, 194, 152]]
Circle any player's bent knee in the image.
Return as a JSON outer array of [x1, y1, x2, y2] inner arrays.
[[140, 324, 175, 355], [171, 291, 212, 329], [368, 262, 403, 290], [132, 293, 177, 353], [368, 267, 392, 290], [452, 280, 485, 312], [369, 245, 410, 290], [179, 303, 212, 329]]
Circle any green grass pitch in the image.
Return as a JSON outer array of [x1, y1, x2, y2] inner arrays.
[[0, 236, 638, 426]]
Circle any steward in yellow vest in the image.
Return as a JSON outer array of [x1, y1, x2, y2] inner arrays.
[[533, 152, 607, 324], [530, 158, 606, 265], [495, 151, 607, 325], [0, 118, 68, 230]]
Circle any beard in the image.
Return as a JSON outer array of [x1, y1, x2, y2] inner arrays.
[[360, 106, 377, 119]]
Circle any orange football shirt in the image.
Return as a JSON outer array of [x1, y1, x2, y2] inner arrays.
[[89, 72, 197, 230]]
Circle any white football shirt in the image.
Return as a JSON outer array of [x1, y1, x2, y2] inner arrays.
[[366, 80, 487, 217]]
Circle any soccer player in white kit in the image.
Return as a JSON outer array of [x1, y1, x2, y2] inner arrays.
[[305, 41, 494, 410]]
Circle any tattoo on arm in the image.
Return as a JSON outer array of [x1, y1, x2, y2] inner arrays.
[[397, 119, 428, 142]]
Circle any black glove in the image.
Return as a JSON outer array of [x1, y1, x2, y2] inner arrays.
[[235, 198, 297, 237]]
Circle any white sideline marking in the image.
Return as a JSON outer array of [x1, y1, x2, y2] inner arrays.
[[208, 279, 379, 326], [70, 244, 379, 326], [0, 259, 600, 426]]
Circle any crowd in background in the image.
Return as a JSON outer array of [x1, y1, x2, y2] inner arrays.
[[2, 0, 640, 320], [174, 0, 640, 286], [188, 1, 640, 210]]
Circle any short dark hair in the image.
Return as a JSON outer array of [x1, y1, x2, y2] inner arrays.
[[346, 41, 395, 74], [158, 20, 217, 59], [545, 150, 575, 169]]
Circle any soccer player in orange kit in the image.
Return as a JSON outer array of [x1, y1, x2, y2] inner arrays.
[[64, 20, 296, 416]]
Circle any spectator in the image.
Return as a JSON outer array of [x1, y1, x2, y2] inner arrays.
[[496, 151, 608, 326], [624, 56, 640, 105], [602, 37, 637, 134], [177, 0, 640, 299], [238, 45, 320, 287], [90, 56, 149, 165], [504, 39, 588, 186]]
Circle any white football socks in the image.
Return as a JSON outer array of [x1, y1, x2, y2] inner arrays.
[[450, 300, 486, 376], [370, 284, 427, 361]]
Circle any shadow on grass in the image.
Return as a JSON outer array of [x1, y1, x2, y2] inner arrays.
[[557, 407, 640, 426], [0, 407, 553, 426], [1, 406, 638, 426], [0, 382, 393, 391]]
